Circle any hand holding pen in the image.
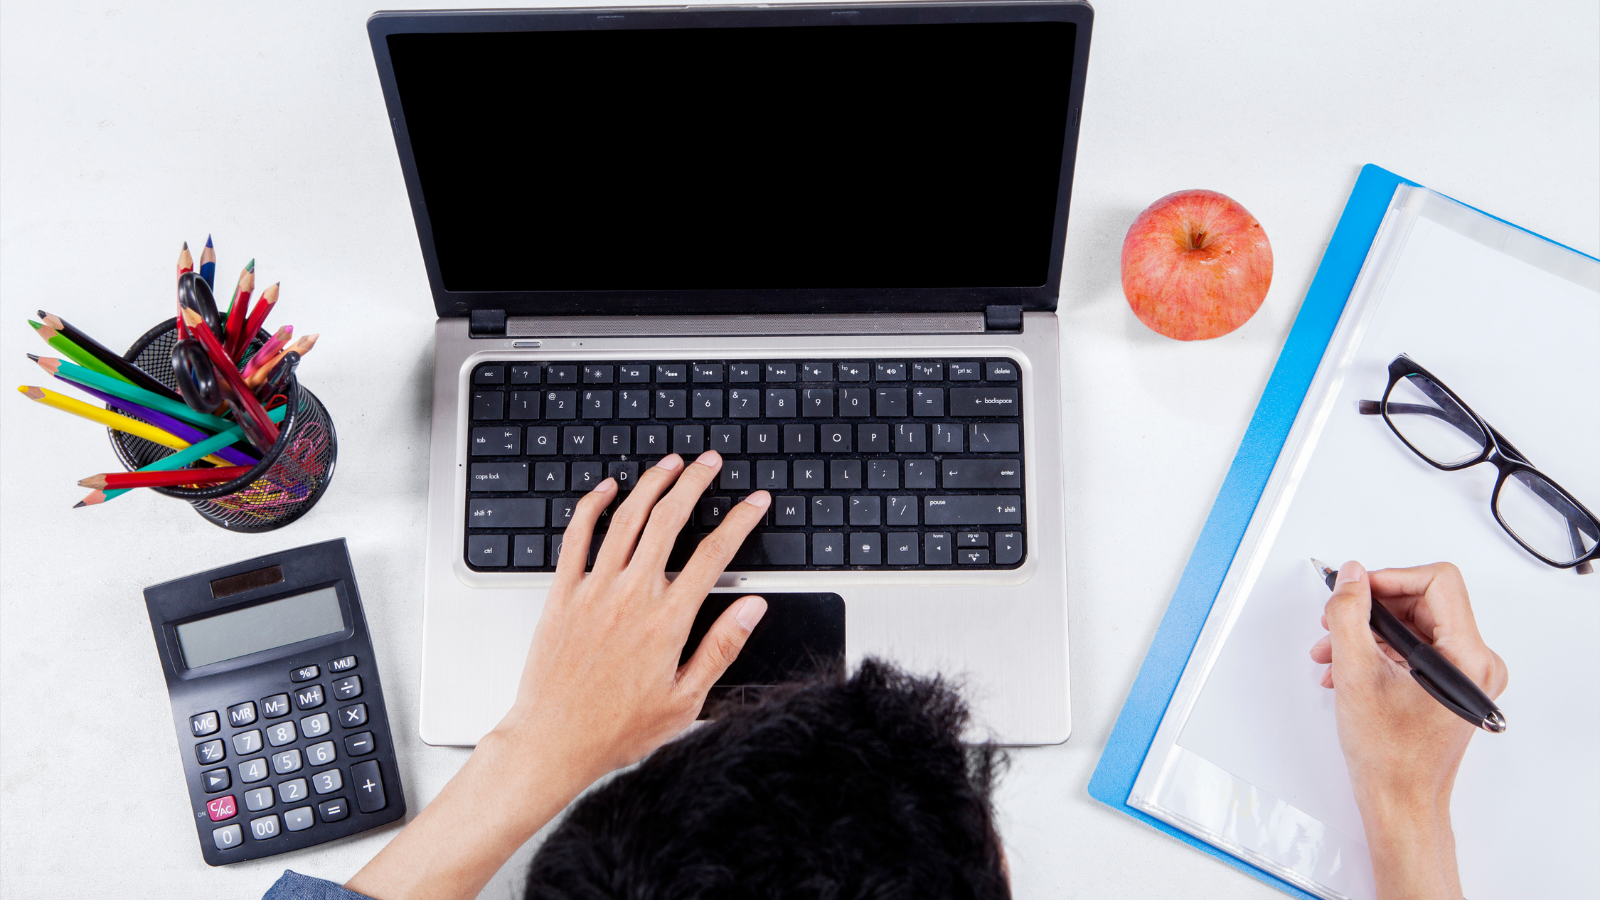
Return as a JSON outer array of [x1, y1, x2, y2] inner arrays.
[[1309, 561, 1508, 898]]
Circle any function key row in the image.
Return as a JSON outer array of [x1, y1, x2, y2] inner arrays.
[[473, 360, 1020, 386]]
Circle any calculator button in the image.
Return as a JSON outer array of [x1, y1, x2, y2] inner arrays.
[[306, 741, 338, 766], [238, 757, 270, 784], [206, 795, 237, 821], [249, 815, 280, 841], [338, 703, 368, 728], [318, 798, 349, 822], [290, 665, 320, 683], [295, 685, 325, 710], [343, 732, 376, 756], [267, 721, 298, 747], [283, 806, 315, 832], [211, 824, 243, 850], [312, 768, 343, 794], [277, 778, 309, 804], [190, 711, 220, 737], [301, 713, 332, 738], [261, 694, 291, 718], [244, 787, 274, 812], [272, 749, 303, 775], [226, 702, 258, 728], [329, 655, 358, 673], [196, 739, 226, 765], [331, 676, 363, 701], [232, 730, 263, 755], [202, 767, 231, 793], [352, 760, 388, 813]]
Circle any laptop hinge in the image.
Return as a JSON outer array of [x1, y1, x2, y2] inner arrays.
[[469, 309, 507, 337], [984, 305, 1023, 332]]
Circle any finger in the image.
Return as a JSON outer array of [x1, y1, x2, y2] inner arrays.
[[1320, 666, 1334, 689], [591, 455, 684, 578], [1309, 634, 1331, 664], [629, 450, 723, 574], [669, 491, 772, 607], [549, 478, 616, 596], [1369, 563, 1475, 640], [1324, 561, 1384, 680], [677, 595, 767, 696]]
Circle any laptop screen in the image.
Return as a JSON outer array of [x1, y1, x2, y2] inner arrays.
[[387, 21, 1077, 295]]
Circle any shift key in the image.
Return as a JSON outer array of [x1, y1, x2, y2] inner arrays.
[[468, 498, 546, 528], [470, 462, 529, 492], [924, 495, 1022, 525]]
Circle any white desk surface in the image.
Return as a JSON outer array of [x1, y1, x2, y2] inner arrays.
[[2, 1, 1595, 897]]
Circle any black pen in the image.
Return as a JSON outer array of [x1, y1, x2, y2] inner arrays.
[[1310, 558, 1506, 733]]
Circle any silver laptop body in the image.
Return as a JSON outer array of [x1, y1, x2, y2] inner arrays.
[[368, 2, 1094, 746]]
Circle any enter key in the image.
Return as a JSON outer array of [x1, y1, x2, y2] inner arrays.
[[941, 459, 1022, 489]]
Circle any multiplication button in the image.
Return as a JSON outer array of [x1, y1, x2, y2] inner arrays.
[[338, 703, 367, 729]]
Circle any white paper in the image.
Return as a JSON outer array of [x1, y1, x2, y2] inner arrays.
[[1153, 196, 1599, 899]]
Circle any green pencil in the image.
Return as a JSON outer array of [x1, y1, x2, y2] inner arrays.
[[31, 354, 233, 433], [30, 320, 129, 383], [75, 404, 288, 506]]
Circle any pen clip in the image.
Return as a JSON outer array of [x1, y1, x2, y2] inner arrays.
[[1408, 669, 1504, 733]]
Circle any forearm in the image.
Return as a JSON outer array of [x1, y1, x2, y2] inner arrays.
[[345, 727, 594, 900], [1360, 796, 1462, 900]]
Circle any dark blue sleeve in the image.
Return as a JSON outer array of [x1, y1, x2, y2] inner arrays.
[[262, 870, 376, 900]]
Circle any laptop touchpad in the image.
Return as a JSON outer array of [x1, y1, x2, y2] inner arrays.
[[681, 593, 845, 714]]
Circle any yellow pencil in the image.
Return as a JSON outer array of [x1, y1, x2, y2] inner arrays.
[[18, 385, 232, 466]]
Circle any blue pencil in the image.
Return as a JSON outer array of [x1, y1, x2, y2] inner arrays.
[[199, 234, 216, 290]]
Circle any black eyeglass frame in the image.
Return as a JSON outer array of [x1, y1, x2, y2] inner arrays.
[[1359, 353, 1598, 574]]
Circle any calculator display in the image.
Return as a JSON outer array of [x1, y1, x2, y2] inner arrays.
[[177, 587, 346, 669]]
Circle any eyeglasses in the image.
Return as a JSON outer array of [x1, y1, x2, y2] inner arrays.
[[1360, 354, 1598, 575]]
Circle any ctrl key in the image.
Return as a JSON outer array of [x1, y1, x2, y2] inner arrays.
[[352, 760, 388, 813]]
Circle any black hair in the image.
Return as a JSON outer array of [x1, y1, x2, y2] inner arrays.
[[525, 659, 1010, 900]]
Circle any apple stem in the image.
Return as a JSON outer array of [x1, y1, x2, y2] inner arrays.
[[1191, 231, 1208, 250]]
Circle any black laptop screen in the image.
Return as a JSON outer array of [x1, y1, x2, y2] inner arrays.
[[388, 22, 1075, 293]]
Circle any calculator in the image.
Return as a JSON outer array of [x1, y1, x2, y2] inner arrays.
[[143, 538, 406, 866]]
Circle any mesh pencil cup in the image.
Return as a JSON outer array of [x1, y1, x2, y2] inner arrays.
[[107, 318, 337, 532]]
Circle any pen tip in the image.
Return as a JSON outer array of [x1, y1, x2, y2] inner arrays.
[[1483, 710, 1508, 733], [1309, 557, 1330, 572]]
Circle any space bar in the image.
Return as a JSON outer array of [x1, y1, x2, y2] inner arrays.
[[923, 496, 1022, 525]]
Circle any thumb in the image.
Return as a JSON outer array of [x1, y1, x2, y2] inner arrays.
[[1325, 561, 1384, 679], [678, 596, 767, 697]]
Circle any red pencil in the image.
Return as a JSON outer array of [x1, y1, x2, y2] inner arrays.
[[79, 466, 252, 490], [179, 307, 279, 448], [238, 282, 279, 357], [223, 262, 256, 360]]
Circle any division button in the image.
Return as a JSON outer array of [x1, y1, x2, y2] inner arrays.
[[352, 760, 388, 813], [190, 711, 220, 737], [211, 824, 243, 851], [331, 676, 363, 701]]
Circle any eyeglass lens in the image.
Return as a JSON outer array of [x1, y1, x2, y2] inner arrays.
[[1384, 373, 1486, 466], [1496, 470, 1600, 566]]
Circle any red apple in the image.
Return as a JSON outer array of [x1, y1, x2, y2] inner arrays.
[[1120, 190, 1273, 341]]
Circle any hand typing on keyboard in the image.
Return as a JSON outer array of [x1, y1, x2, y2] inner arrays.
[[349, 451, 769, 900]]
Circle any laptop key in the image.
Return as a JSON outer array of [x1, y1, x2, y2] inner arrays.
[[509, 391, 540, 420], [812, 496, 844, 526], [547, 365, 578, 384], [747, 424, 778, 452], [912, 362, 942, 381], [474, 364, 505, 384], [607, 462, 640, 490], [876, 388, 907, 417], [765, 362, 796, 382], [925, 532, 953, 565], [732, 532, 806, 566], [510, 364, 541, 384], [774, 496, 805, 525], [692, 389, 723, 418], [710, 424, 741, 453], [471, 391, 504, 420], [887, 533, 919, 565], [534, 463, 565, 491], [812, 533, 844, 565], [471, 426, 519, 456], [470, 462, 528, 492], [583, 390, 613, 418], [693, 363, 723, 382], [969, 423, 1019, 453], [995, 532, 1024, 565], [583, 365, 613, 384], [985, 362, 1018, 381], [545, 391, 577, 418], [728, 389, 760, 418], [526, 426, 557, 455], [949, 361, 980, 381], [673, 425, 705, 455], [618, 364, 650, 383], [656, 390, 686, 418], [839, 387, 870, 417], [765, 389, 797, 417], [657, 364, 687, 383], [793, 460, 824, 489], [850, 532, 882, 565], [923, 495, 1022, 526], [636, 425, 669, 454], [803, 388, 833, 417], [849, 495, 879, 526], [942, 459, 1022, 489], [729, 363, 760, 382], [802, 362, 832, 381], [887, 495, 917, 525], [783, 424, 814, 454], [838, 362, 870, 381], [949, 388, 1018, 416], [875, 362, 906, 381], [617, 390, 649, 418]]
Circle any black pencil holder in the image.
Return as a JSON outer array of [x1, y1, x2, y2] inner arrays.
[[107, 318, 338, 532]]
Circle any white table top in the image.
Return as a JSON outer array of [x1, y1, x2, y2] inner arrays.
[[2, 2, 1594, 897]]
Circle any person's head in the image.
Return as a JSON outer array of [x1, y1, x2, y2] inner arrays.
[[525, 659, 1010, 899]]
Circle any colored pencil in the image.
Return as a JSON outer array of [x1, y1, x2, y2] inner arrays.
[[199, 235, 216, 289], [179, 308, 279, 447], [66, 379, 258, 467], [244, 333, 317, 390], [241, 325, 292, 380], [80, 466, 253, 491], [31, 354, 233, 433], [75, 404, 287, 507], [176, 243, 193, 340], [237, 282, 279, 357], [37, 310, 181, 401], [18, 385, 233, 465], [223, 262, 256, 360], [29, 320, 128, 382]]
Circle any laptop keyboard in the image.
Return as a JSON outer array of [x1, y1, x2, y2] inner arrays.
[[463, 358, 1026, 571]]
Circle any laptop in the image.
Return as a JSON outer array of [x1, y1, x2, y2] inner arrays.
[[367, 2, 1093, 746]]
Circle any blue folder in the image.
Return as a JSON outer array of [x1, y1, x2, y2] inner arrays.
[[1087, 162, 1600, 896]]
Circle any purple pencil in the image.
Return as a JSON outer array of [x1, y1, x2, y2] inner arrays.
[[61, 377, 260, 467]]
